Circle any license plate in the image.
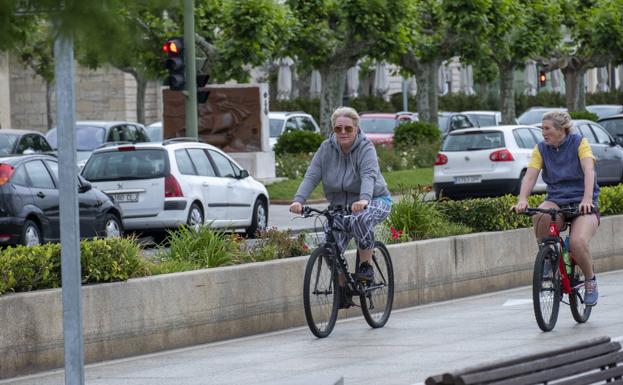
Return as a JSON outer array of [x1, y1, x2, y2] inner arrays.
[[454, 175, 482, 184], [113, 192, 139, 203]]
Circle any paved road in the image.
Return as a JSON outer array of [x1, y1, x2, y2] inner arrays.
[[7, 269, 623, 385]]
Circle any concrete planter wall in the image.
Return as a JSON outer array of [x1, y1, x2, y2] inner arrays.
[[2, 216, 623, 379]]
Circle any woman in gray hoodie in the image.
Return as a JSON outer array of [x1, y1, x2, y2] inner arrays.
[[289, 106, 392, 283]]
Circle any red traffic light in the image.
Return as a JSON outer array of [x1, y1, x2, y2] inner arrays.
[[162, 39, 183, 57], [539, 71, 546, 87]]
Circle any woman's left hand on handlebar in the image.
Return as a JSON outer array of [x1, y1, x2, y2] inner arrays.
[[512, 200, 529, 213], [579, 199, 594, 214], [351, 199, 369, 213]]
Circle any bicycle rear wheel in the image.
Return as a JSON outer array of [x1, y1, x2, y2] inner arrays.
[[303, 248, 339, 338], [532, 245, 561, 332], [569, 261, 591, 323], [360, 242, 394, 328]]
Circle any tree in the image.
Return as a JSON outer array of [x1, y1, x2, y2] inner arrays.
[[481, 0, 562, 123], [285, 0, 409, 133], [541, 0, 623, 112]]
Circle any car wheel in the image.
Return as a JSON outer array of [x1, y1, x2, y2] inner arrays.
[[104, 213, 123, 238], [246, 199, 268, 238], [187, 203, 204, 232], [21, 219, 42, 246]]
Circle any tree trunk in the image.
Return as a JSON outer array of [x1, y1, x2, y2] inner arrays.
[[45, 81, 54, 130], [135, 73, 147, 124], [413, 67, 430, 123], [319, 66, 347, 135], [562, 68, 585, 112], [498, 62, 516, 124], [425, 60, 440, 126]]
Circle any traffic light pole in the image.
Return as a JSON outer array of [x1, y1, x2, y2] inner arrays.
[[184, 0, 198, 139]]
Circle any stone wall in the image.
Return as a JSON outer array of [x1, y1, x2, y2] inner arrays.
[[7, 54, 162, 132]]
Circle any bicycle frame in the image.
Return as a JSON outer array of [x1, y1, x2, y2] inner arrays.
[[536, 210, 577, 296]]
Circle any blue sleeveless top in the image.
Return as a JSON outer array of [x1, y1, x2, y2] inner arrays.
[[537, 133, 599, 206]]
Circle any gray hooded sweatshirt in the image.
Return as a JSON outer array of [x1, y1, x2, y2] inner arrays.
[[293, 131, 390, 207]]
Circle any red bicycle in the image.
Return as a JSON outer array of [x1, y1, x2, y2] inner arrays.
[[524, 207, 591, 332]]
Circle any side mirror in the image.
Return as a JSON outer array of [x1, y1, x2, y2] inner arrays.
[[238, 169, 250, 179], [78, 179, 92, 193]]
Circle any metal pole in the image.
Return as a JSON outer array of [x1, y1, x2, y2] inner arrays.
[[184, 0, 197, 138], [402, 78, 408, 112], [54, 33, 84, 385]]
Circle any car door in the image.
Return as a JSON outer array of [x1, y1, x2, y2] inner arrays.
[[512, 127, 546, 191], [577, 123, 607, 183], [24, 159, 60, 240], [181, 148, 230, 224], [590, 123, 622, 182], [207, 149, 254, 224]]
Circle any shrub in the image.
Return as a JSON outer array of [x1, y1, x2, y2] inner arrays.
[[275, 152, 313, 179], [243, 227, 310, 262], [273, 129, 324, 156], [393, 121, 441, 150], [598, 184, 623, 216], [570, 111, 599, 122], [81, 236, 148, 283], [162, 225, 239, 268]]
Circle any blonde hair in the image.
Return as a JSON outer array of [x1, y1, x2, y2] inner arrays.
[[330, 106, 360, 128], [542, 111, 573, 134]]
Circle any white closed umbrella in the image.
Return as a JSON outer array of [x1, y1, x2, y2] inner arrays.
[[277, 57, 294, 101], [310, 70, 321, 98], [438, 63, 448, 95], [374, 61, 390, 101], [524, 60, 538, 96], [551, 69, 561, 93], [460, 65, 475, 95], [346, 64, 360, 98], [596, 67, 610, 92], [407, 76, 417, 97], [618, 65, 623, 91]]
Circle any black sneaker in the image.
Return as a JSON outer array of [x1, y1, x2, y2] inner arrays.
[[357, 261, 374, 283], [338, 286, 355, 309]]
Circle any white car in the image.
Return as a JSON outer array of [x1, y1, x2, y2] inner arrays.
[[269, 112, 321, 149], [433, 125, 547, 199], [81, 139, 269, 237]]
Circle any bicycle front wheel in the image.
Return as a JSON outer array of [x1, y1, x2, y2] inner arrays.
[[532, 245, 561, 332], [360, 242, 394, 328], [303, 248, 339, 338], [569, 261, 591, 323]]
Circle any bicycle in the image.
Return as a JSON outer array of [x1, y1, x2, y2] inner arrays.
[[300, 205, 394, 338], [523, 207, 592, 332]]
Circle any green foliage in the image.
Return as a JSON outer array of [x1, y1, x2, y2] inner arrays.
[[81, 236, 147, 283], [163, 226, 239, 269], [244, 227, 310, 262], [275, 152, 313, 179], [376, 144, 438, 171], [515, 92, 567, 116], [569, 111, 599, 122], [273, 129, 324, 156], [587, 90, 623, 105], [393, 121, 441, 149], [436, 194, 545, 233], [598, 184, 623, 216], [349, 96, 396, 115]]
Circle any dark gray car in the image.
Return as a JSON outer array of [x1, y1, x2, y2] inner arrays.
[[573, 119, 623, 185]]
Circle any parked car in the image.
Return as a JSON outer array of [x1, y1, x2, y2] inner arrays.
[[0, 129, 53, 156], [269, 112, 321, 149], [438, 112, 476, 135], [359, 112, 419, 147], [0, 154, 123, 246], [146, 121, 163, 142], [433, 125, 547, 199], [46, 121, 151, 166], [81, 139, 269, 237], [533, 119, 623, 185], [517, 107, 567, 125], [461, 111, 503, 127], [597, 114, 623, 146], [586, 104, 623, 120]]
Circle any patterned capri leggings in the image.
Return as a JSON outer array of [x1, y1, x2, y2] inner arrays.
[[328, 199, 392, 252]]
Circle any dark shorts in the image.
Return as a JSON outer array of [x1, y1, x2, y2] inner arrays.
[[556, 203, 600, 227]]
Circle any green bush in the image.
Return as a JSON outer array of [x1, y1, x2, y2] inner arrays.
[[162, 225, 239, 269], [273, 129, 324, 156], [244, 227, 310, 262], [598, 184, 623, 216], [275, 152, 313, 179], [393, 121, 441, 149], [0, 238, 148, 295], [569, 111, 599, 121]]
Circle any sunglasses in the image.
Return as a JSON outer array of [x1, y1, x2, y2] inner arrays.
[[333, 125, 356, 134]]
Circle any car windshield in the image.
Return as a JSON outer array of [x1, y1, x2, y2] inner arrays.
[[46, 125, 106, 151], [146, 125, 163, 142], [600, 118, 623, 137], [438, 116, 448, 130], [82, 148, 168, 181], [0, 134, 19, 155], [587, 106, 622, 119], [442, 131, 505, 151], [360, 118, 396, 134], [469, 114, 497, 127], [269, 119, 284, 138]]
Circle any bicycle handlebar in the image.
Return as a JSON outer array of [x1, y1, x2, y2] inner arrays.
[[301, 204, 367, 218], [522, 206, 581, 221]]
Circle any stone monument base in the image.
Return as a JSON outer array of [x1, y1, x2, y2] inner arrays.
[[229, 151, 276, 181]]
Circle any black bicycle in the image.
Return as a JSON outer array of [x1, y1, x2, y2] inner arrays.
[[300, 206, 394, 338]]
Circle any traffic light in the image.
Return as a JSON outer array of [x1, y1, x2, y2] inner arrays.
[[162, 38, 185, 90], [197, 74, 210, 104], [539, 71, 546, 88]]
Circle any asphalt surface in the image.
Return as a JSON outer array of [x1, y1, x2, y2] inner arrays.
[[6, 269, 623, 385]]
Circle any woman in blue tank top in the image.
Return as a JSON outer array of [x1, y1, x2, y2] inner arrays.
[[512, 111, 599, 306]]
